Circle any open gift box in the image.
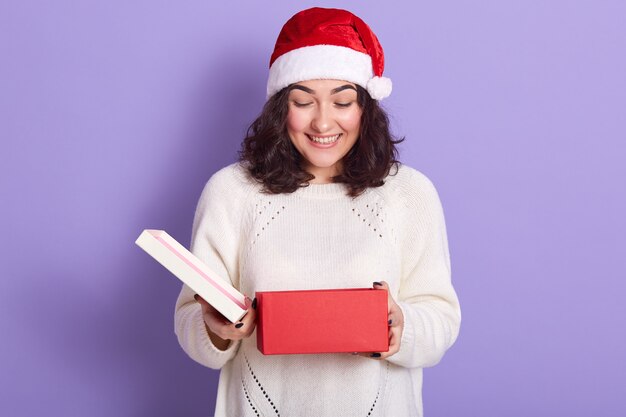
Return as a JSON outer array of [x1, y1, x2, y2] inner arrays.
[[256, 288, 389, 355], [135, 229, 248, 323]]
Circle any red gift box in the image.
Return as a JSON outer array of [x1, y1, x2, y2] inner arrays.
[[256, 288, 389, 355]]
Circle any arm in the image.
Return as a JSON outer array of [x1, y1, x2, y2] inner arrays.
[[173, 166, 250, 369], [386, 171, 461, 369]]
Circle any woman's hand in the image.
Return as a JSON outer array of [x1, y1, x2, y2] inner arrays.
[[356, 281, 404, 360], [194, 294, 257, 351]]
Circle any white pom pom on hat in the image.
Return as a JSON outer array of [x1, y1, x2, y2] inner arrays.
[[266, 7, 392, 101], [366, 76, 393, 101]]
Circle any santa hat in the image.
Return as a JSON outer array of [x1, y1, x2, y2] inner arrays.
[[266, 7, 392, 100]]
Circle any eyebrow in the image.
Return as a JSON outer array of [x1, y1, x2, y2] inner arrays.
[[291, 84, 357, 95]]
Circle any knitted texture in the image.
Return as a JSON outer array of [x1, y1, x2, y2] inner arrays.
[[174, 162, 461, 417]]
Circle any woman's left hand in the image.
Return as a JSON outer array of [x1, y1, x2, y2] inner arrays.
[[356, 280, 404, 360]]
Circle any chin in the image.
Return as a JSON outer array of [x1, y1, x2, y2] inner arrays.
[[306, 158, 341, 170]]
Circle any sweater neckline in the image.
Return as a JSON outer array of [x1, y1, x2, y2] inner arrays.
[[293, 181, 351, 199]]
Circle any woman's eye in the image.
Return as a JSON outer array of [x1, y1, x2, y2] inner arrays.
[[335, 102, 353, 108], [293, 101, 312, 107]]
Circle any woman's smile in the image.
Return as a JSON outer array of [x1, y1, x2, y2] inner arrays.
[[306, 133, 342, 146]]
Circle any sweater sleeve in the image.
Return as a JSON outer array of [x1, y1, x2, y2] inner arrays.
[[386, 169, 461, 369], [173, 164, 249, 369]]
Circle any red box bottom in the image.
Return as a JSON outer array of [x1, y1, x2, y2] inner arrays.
[[256, 288, 389, 355]]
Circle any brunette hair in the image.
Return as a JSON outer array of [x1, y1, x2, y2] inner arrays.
[[238, 83, 404, 198]]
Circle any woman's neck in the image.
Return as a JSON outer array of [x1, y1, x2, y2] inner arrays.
[[305, 163, 342, 184]]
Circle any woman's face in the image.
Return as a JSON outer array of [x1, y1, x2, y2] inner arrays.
[[286, 79, 362, 183]]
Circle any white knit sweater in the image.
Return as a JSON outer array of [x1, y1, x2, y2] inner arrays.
[[174, 162, 461, 417]]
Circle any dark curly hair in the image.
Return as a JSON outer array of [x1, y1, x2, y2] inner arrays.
[[238, 83, 404, 198]]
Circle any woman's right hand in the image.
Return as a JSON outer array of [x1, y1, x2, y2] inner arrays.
[[194, 294, 257, 351]]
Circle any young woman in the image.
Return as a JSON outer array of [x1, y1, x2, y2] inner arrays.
[[175, 7, 461, 417]]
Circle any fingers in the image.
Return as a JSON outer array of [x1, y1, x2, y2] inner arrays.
[[372, 280, 404, 327], [355, 324, 401, 360], [354, 324, 401, 360], [351, 281, 404, 361], [194, 294, 258, 341], [387, 305, 404, 329], [373, 281, 395, 307], [373, 280, 394, 313], [373, 280, 389, 290], [236, 297, 257, 338]]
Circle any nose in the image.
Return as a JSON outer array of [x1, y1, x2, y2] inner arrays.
[[311, 103, 332, 133]]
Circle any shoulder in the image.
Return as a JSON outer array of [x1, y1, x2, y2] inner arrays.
[[206, 161, 257, 188], [379, 163, 442, 209], [377, 164, 449, 238], [198, 162, 261, 207]]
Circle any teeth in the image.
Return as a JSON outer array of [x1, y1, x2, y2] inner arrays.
[[308, 134, 341, 144]]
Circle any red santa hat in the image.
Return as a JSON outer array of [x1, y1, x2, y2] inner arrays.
[[267, 7, 392, 100]]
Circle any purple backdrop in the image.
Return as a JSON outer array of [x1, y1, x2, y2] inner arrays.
[[2, 1, 625, 416]]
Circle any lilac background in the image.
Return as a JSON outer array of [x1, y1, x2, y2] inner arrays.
[[1, 0, 625, 416]]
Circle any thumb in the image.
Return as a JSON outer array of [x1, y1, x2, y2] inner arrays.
[[373, 281, 396, 311], [373, 280, 390, 292]]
